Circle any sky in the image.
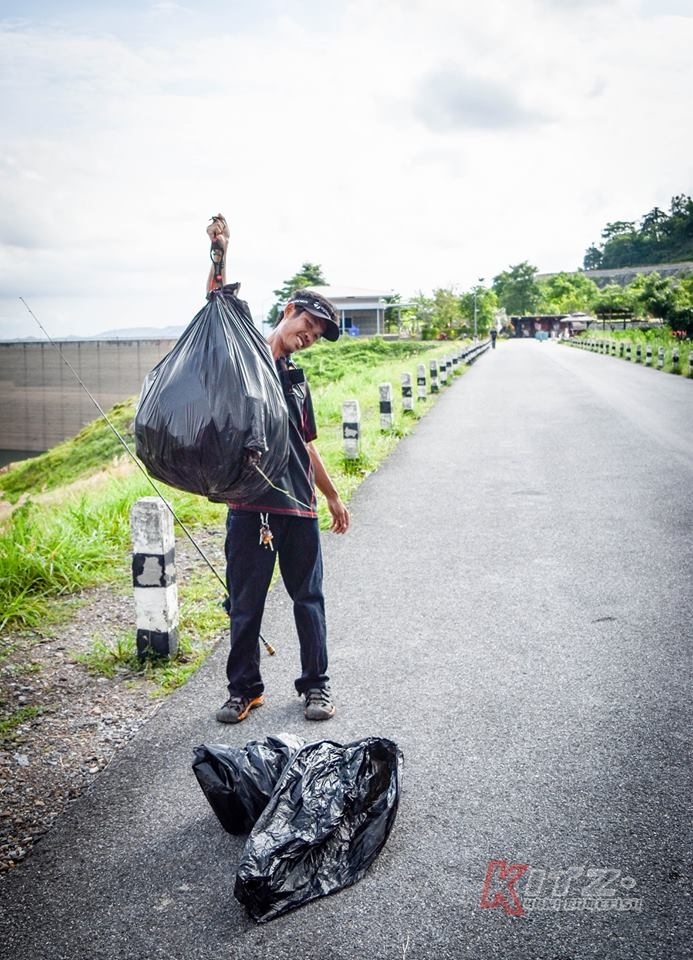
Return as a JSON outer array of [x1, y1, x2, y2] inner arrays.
[[1, 0, 692, 339]]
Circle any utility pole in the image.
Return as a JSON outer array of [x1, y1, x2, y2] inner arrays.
[[473, 277, 485, 341]]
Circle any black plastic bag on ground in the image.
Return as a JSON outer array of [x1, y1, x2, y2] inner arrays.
[[135, 286, 288, 503], [234, 736, 403, 923], [192, 733, 305, 835]]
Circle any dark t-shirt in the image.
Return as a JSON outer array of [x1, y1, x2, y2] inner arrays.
[[227, 356, 318, 518]]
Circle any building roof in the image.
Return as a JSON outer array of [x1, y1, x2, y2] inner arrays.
[[303, 284, 392, 301]]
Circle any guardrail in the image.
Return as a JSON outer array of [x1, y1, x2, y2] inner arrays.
[[567, 337, 693, 377]]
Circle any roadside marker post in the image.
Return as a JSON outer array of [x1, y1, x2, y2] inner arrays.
[[130, 497, 179, 660], [342, 399, 361, 459], [379, 382, 394, 431], [401, 372, 413, 412]]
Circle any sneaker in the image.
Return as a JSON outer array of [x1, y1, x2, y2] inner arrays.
[[303, 687, 336, 721], [216, 694, 264, 724]]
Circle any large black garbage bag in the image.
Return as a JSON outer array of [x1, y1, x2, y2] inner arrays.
[[234, 736, 403, 923], [192, 733, 306, 835], [135, 286, 289, 502]]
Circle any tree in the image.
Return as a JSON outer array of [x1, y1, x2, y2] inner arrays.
[[669, 274, 693, 336], [267, 262, 328, 325], [383, 293, 399, 334], [536, 272, 599, 315], [628, 271, 693, 334], [432, 287, 463, 338], [583, 195, 693, 269], [411, 292, 436, 339], [600, 221, 636, 243], [492, 262, 541, 316], [583, 244, 603, 270], [592, 284, 636, 324], [628, 272, 675, 320], [458, 284, 497, 336]]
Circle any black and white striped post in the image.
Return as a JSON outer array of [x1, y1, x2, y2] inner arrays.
[[379, 382, 394, 430], [417, 363, 427, 401], [657, 346, 665, 369], [342, 399, 361, 459], [626, 342, 632, 361], [430, 359, 439, 393], [672, 345, 680, 370], [401, 372, 413, 412], [130, 497, 179, 660], [439, 358, 448, 387], [645, 344, 652, 366], [689, 351, 693, 377], [636, 343, 642, 363]]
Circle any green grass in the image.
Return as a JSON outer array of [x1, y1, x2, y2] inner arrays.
[[0, 400, 136, 503], [0, 705, 43, 748], [0, 337, 473, 690]]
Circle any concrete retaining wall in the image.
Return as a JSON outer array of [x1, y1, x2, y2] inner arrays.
[[0, 339, 178, 453]]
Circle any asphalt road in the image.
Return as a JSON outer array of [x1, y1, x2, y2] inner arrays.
[[1, 339, 691, 960]]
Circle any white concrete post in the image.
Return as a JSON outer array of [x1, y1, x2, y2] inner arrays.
[[379, 382, 394, 430], [645, 344, 652, 365], [417, 363, 427, 401], [439, 359, 448, 387], [672, 345, 680, 368], [430, 359, 439, 393], [131, 497, 179, 660], [342, 399, 361, 459], [657, 346, 664, 369], [401, 372, 413, 412]]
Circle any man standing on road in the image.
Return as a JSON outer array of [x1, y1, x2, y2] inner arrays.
[[207, 215, 350, 725]]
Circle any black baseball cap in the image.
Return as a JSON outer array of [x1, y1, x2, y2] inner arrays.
[[288, 290, 341, 341]]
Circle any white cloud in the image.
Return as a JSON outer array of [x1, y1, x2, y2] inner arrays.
[[1, 0, 692, 338]]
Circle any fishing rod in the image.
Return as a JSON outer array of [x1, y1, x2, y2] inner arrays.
[[18, 296, 276, 656]]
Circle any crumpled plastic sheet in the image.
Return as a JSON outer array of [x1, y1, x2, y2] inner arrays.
[[193, 734, 402, 923], [191, 733, 305, 835], [135, 286, 289, 503]]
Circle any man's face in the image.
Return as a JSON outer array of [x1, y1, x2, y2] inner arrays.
[[280, 304, 326, 353]]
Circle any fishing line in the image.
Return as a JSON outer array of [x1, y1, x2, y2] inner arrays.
[[252, 463, 315, 513], [19, 297, 277, 656]]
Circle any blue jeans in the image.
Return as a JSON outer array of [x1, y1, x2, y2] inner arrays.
[[224, 510, 329, 698]]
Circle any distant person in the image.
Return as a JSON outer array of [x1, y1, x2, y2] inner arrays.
[[206, 214, 350, 725], [490, 328, 497, 349]]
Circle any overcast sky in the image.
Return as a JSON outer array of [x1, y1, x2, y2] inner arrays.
[[1, 0, 692, 339]]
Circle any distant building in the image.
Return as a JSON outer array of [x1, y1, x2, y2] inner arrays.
[[303, 285, 393, 337], [511, 314, 591, 338]]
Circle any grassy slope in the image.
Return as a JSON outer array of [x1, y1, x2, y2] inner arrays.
[[0, 338, 466, 647]]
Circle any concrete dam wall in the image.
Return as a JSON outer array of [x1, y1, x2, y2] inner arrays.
[[0, 339, 178, 458]]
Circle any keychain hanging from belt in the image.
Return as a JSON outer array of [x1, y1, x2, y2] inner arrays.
[[259, 512, 274, 550]]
